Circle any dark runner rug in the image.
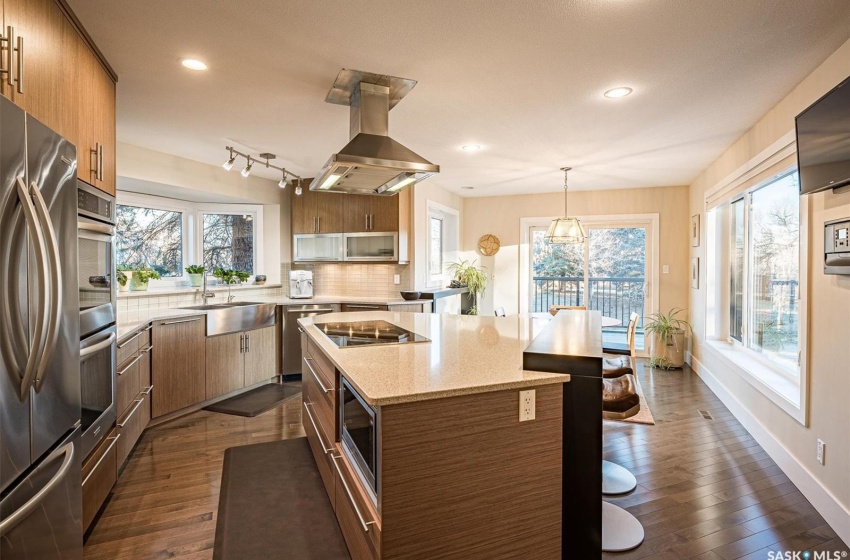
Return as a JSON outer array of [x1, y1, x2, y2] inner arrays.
[[213, 438, 350, 560], [204, 383, 301, 417]]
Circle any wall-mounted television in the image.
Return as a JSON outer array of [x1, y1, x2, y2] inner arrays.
[[795, 75, 850, 194]]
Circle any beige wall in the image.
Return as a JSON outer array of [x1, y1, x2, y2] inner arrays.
[[117, 143, 284, 284], [688, 38, 850, 534], [461, 186, 690, 316]]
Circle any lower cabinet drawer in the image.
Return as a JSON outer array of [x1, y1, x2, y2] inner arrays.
[[333, 454, 381, 560], [305, 338, 335, 388], [116, 389, 151, 469], [302, 400, 335, 504], [81, 428, 120, 531], [116, 354, 142, 415], [303, 361, 335, 442]]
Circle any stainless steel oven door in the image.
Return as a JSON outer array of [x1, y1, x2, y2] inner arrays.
[[339, 378, 378, 501], [79, 325, 116, 460], [78, 218, 116, 338]]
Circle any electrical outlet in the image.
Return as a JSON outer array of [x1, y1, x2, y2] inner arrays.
[[519, 390, 536, 422], [393, 274, 401, 285], [662, 265, 670, 274], [817, 439, 825, 465]]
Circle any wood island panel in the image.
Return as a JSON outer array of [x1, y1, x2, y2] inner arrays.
[[379, 385, 563, 560]]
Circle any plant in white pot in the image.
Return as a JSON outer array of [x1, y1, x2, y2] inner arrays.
[[186, 264, 205, 287], [116, 264, 133, 292], [130, 265, 161, 292], [645, 308, 691, 369]]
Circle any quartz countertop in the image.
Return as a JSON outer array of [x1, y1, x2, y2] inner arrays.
[[298, 311, 569, 406], [116, 296, 429, 342]]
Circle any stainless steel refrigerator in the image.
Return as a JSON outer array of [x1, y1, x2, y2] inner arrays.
[[0, 96, 83, 557]]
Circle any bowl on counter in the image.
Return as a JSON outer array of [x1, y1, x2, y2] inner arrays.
[[400, 291, 421, 301]]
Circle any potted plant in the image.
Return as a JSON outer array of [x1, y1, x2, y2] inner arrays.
[[446, 259, 488, 315], [116, 264, 133, 292], [186, 264, 205, 287], [645, 308, 692, 369], [130, 265, 161, 292]]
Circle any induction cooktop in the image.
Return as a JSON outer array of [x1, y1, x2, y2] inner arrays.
[[318, 320, 431, 348]]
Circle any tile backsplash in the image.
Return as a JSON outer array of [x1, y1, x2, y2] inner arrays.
[[282, 262, 411, 298], [116, 285, 286, 324]]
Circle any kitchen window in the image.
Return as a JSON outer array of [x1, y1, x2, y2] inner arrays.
[[116, 193, 263, 286], [116, 204, 184, 277], [429, 216, 443, 279], [426, 202, 459, 288]]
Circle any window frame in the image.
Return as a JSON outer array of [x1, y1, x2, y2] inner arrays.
[[425, 201, 459, 289], [116, 193, 263, 288], [704, 163, 810, 425]]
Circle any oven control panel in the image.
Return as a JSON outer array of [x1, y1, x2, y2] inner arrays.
[[824, 218, 850, 275]]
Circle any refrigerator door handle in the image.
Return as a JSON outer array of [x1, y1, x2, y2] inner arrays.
[[0, 186, 28, 389], [29, 181, 63, 392], [14, 178, 49, 401], [0, 440, 75, 537]]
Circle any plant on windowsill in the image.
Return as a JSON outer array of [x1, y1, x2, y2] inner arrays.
[[213, 268, 251, 302], [117, 263, 133, 293], [186, 264, 205, 287], [130, 265, 161, 292], [645, 307, 691, 369], [446, 259, 488, 315]]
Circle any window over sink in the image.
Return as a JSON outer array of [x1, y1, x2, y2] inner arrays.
[[115, 193, 263, 287]]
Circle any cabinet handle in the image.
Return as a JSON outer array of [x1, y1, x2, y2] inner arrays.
[[117, 329, 143, 348], [97, 144, 104, 181], [303, 402, 333, 453], [332, 455, 375, 533], [365, 214, 368, 231], [142, 385, 153, 395], [4, 26, 13, 88], [240, 334, 244, 353], [303, 357, 331, 394], [117, 353, 143, 376], [117, 399, 144, 427], [161, 317, 200, 325], [14, 35, 22, 94], [82, 435, 121, 486], [245, 333, 250, 352]]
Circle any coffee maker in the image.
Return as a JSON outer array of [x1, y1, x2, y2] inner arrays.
[[289, 270, 314, 298]]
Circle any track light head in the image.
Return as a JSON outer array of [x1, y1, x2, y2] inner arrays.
[[279, 169, 288, 189], [241, 160, 253, 178], [223, 157, 236, 171]]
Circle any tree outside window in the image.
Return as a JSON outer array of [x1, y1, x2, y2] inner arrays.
[[116, 205, 183, 277], [203, 213, 255, 274]]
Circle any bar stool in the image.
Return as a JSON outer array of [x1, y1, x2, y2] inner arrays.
[[603, 312, 640, 378]]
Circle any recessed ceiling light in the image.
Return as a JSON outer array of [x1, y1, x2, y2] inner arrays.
[[180, 58, 208, 71], [461, 186, 474, 190], [461, 144, 481, 152], [604, 87, 633, 99]]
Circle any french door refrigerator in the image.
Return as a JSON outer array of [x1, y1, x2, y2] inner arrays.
[[0, 96, 83, 557]]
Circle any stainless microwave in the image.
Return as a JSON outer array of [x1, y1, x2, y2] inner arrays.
[[339, 378, 378, 503]]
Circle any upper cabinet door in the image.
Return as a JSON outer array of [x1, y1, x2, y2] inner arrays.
[[76, 38, 116, 195], [369, 194, 399, 232], [315, 191, 346, 233], [291, 186, 317, 234], [2, 0, 67, 135], [344, 194, 371, 233]]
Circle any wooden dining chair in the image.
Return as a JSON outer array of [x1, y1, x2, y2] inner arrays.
[[548, 305, 587, 316]]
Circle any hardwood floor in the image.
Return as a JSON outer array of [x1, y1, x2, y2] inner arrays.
[[602, 362, 849, 559], [84, 368, 849, 559]]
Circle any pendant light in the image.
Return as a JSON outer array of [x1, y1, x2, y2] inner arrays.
[[544, 167, 586, 244]]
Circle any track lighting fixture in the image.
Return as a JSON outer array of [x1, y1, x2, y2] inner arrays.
[[295, 179, 303, 196], [221, 146, 302, 186]]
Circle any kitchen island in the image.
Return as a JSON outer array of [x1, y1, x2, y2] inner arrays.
[[298, 311, 602, 560]]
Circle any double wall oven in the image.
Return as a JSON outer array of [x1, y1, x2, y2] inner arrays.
[[77, 182, 117, 460]]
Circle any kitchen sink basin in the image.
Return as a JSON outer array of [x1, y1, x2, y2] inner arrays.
[[180, 301, 276, 336]]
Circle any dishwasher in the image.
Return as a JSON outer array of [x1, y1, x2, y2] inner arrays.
[[282, 304, 339, 375]]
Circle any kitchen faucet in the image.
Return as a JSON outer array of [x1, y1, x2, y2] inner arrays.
[[201, 273, 215, 304]]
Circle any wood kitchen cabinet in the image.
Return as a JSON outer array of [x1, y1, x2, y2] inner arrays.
[[81, 427, 118, 531], [291, 185, 346, 234], [2, 0, 116, 195], [152, 316, 206, 418], [344, 194, 398, 233], [205, 326, 277, 400]]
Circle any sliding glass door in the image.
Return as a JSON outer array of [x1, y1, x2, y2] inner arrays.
[[529, 219, 654, 351]]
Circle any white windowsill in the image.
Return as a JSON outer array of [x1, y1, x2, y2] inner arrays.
[[704, 339, 805, 424]]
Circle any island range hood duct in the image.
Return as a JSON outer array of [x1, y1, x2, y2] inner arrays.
[[309, 69, 439, 196]]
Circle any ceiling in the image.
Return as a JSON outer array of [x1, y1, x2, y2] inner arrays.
[[67, 0, 850, 197]]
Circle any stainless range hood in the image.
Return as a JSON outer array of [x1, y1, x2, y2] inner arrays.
[[309, 69, 439, 196]]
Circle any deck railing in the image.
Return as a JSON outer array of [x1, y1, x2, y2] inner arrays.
[[531, 276, 646, 327]]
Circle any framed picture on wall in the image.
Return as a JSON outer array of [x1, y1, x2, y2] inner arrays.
[[691, 214, 700, 247], [691, 257, 700, 289]]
